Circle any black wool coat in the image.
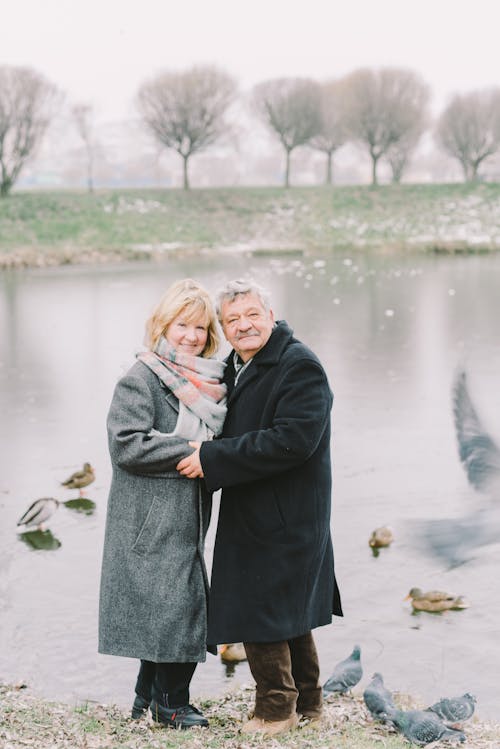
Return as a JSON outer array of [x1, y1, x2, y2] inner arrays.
[[200, 321, 343, 644]]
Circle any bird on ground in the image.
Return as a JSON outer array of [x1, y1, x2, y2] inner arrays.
[[427, 693, 476, 727], [369, 526, 394, 548], [415, 369, 500, 567], [17, 497, 60, 529], [363, 672, 396, 722], [323, 645, 362, 695], [405, 588, 469, 613], [386, 706, 466, 746], [219, 643, 247, 663], [61, 462, 95, 496]]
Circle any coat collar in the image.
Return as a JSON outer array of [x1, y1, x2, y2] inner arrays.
[[250, 319, 294, 366], [225, 320, 294, 402]]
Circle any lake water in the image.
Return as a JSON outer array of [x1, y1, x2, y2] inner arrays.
[[1, 249, 499, 721]]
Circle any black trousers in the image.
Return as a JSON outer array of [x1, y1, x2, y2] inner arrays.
[[135, 659, 197, 708]]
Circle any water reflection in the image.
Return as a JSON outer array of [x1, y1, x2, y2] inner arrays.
[[18, 529, 62, 551], [1, 252, 500, 720], [63, 498, 96, 515]]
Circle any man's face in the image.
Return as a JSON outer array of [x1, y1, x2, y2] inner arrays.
[[220, 292, 275, 362]]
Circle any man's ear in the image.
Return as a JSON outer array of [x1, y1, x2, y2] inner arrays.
[[269, 308, 275, 323]]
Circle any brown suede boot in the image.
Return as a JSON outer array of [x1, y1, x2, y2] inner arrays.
[[241, 713, 299, 736]]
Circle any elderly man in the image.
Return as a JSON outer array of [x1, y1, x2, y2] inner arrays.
[[177, 279, 342, 736]]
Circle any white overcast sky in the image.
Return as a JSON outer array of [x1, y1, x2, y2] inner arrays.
[[3, 0, 500, 120]]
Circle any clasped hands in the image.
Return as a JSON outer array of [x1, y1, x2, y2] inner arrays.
[[177, 441, 204, 478]]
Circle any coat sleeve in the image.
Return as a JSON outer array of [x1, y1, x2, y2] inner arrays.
[[107, 372, 192, 476], [200, 359, 332, 491]]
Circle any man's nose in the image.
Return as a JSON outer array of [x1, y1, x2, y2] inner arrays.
[[238, 316, 252, 330]]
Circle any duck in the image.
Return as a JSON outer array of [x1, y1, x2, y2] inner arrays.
[[17, 497, 60, 529], [219, 643, 247, 663], [405, 588, 469, 613], [369, 526, 394, 548], [323, 645, 362, 695], [61, 462, 95, 496]]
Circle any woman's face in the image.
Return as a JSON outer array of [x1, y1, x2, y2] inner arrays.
[[164, 310, 209, 356]]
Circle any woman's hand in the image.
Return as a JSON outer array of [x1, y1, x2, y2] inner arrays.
[[177, 441, 204, 478]]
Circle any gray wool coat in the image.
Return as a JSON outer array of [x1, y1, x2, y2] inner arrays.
[[98, 360, 213, 663]]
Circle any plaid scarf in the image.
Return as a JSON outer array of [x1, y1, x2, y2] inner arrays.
[[137, 336, 227, 437]]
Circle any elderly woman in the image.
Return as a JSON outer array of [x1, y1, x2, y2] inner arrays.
[[98, 278, 226, 730]]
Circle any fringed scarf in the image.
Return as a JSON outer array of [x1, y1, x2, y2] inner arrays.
[[138, 336, 227, 440]]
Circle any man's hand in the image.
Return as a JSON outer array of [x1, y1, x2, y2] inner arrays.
[[177, 441, 204, 478]]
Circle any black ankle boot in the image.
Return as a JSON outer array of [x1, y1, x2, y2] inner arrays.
[[150, 700, 208, 729], [131, 694, 150, 719]]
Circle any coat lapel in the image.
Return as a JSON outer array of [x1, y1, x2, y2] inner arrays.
[[226, 321, 294, 407], [164, 390, 180, 413]]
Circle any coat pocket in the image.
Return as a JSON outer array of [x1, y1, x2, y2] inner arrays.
[[131, 495, 162, 556], [243, 486, 286, 539]]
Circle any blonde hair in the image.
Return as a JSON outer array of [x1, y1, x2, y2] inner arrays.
[[144, 278, 220, 357]]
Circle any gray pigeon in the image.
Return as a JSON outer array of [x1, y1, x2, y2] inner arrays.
[[414, 369, 500, 567], [363, 672, 395, 721], [427, 693, 476, 725], [386, 707, 466, 746], [415, 505, 500, 567], [453, 370, 500, 495], [323, 645, 362, 695]]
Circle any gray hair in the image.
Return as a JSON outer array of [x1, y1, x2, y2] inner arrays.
[[215, 279, 271, 321]]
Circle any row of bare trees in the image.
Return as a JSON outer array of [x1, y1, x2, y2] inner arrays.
[[2, 63, 500, 195]]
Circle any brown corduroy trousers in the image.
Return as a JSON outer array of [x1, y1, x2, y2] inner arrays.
[[243, 632, 323, 721]]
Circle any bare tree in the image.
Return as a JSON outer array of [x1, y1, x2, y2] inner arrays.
[[0, 65, 58, 196], [72, 103, 96, 192], [386, 129, 423, 183], [342, 67, 429, 185], [436, 89, 500, 181], [310, 80, 347, 184], [253, 78, 322, 187], [136, 66, 236, 190]]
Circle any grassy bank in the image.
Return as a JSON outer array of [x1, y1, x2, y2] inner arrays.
[[1, 183, 500, 268], [1, 684, 498, 749]]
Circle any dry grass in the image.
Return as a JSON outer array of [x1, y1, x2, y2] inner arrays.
[[1, 684, 499, 749]]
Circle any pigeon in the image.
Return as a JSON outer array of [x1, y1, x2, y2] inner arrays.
[[61, 462, 95, 496], [427, 693, 476, 726], [387, 707, 466, 746], [415, 505, 500, 567], [363, 672, 396, 721], [414, 369, 500, 567], [453, 370, 500, 496], [323, 645, 362, 695], [17, 497, 60, 529]]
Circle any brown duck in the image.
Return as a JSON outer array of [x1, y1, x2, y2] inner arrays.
[[219, 643, 247, 663], [405, 588, 469, 613], [369, 526, 394, 548], [61, 462, 95, 496]]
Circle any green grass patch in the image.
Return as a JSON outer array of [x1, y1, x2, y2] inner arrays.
[[1, 183, 500, 267]]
